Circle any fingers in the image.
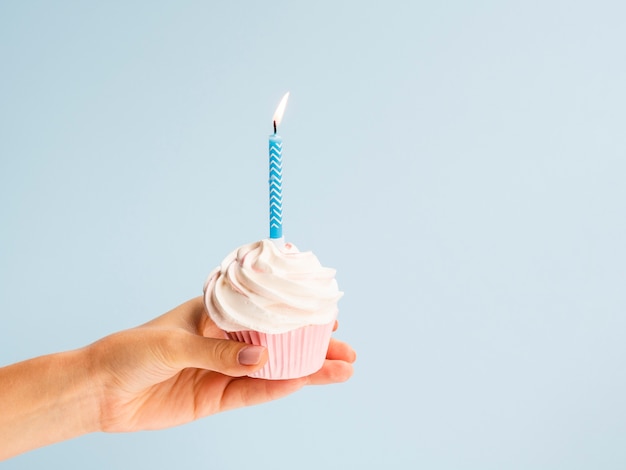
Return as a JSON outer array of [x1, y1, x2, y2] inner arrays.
[[306, 359, 354, 385], [305, 338, 356, 385], [165, 331, 354, 417], [326, 338, 357, 363], [143, 299, 355, 382], [217, 376, 308, 411], [142, 297, 227, 340], [204, 355, 353, 412], [169, 332, 269, 377]]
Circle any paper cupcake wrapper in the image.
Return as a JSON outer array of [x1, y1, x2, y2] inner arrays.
[[228, 321, 335, 380]]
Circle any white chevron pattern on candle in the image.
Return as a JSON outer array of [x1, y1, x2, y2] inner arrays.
[[269, 140, 283, 238]]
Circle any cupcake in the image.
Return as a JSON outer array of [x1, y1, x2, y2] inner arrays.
[[203, 238, 342, 379]]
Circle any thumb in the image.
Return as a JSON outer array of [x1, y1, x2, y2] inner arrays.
[[173, 333, 268, 377]]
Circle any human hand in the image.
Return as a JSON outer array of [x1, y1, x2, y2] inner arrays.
[[88, 297, 356, 433]]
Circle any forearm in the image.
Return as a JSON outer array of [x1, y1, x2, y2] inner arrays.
[[0, 348, 101, 460]]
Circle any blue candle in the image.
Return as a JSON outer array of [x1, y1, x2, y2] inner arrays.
[[269, 133, 283, 239], [269, 92, 289, 241]]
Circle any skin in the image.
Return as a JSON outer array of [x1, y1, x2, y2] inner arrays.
[[0, 297, 356, 460]]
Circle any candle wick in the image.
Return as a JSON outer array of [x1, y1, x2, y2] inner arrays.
[[273, 120, 277, 134]]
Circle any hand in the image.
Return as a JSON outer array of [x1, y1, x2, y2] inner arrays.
[[0, 296, 355, 460], [89, 297, 356, 433]]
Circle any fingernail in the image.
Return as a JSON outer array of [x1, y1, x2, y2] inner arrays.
[[238, 345, 265, 365]]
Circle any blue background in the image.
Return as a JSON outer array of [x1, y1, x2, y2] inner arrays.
[[1, 1, 625, 468]]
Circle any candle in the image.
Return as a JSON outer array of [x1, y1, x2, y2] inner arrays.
[[269, 92, 290, 241]]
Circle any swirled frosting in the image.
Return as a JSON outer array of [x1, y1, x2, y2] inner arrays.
[[203, 239, 342, 334]]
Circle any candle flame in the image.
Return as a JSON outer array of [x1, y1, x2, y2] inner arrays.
[[272, 92, 290, 129]]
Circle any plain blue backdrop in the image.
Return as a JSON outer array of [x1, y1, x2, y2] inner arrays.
[[1, 1, 625, 468]]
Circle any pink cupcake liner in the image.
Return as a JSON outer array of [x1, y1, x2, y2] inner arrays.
[[228, 320, 335, 380]]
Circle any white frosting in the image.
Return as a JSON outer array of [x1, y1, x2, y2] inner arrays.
[[203, 239, 342, 334]]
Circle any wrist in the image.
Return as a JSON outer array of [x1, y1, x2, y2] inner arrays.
[[61, 347, 103, 436]]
